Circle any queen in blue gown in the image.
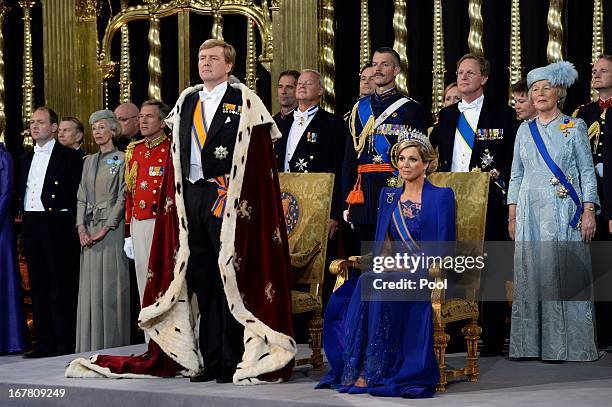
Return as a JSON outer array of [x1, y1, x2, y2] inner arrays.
[[0, 142, 29, 354], [317, 137, 455, 398]]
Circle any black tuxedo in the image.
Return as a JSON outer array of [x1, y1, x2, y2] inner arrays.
[[274, 107, 347, 221], [430, 99, 519, 240], [180, 84, 245, 375], [19, 141, 82, 355], [430, 98, 519, 355], [272, 109, 295, 131], [179, 86, 243, 180]]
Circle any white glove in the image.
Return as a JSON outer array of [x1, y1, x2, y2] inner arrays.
[[596, 163, 603, 178], [123, 237, 135, 260]]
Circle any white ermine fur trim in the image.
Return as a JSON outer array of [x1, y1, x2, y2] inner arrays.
[[168, 83, 295, 384]]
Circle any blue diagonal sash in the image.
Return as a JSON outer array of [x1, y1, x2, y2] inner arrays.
[[391, 201, 420, 252], [357, 96, 373, 128], [528, 120, 582, 228], [457, 112, 476, 150]]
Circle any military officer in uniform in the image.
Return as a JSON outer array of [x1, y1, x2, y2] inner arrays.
[[574, 55, 612, 239], [573, 54, 612, 350], [124, 100, 171, 305], [430, 54, 519, 356], [342, 47, 428, 245]]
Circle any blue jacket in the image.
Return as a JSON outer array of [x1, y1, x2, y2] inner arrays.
[[373, 179, 456, 255]]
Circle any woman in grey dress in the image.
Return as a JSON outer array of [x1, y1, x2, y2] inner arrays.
[[75, 110, 130, 352], [507, 62, 599, 361]]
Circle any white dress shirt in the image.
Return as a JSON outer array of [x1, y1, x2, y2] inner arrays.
[[25, 139, 55, 212], [451, 94, 484, 172], [189, 81, 229, 183], [284, 105, 319, 172]]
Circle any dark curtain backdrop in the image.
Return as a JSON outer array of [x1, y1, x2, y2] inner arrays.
[[334, 0, 609, 118], [2, 0, 612, 155]]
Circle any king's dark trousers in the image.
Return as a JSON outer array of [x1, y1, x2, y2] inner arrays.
[[184, 180, 244, 372], [22, 211, 80, 355]]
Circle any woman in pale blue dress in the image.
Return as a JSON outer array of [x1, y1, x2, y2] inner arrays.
[[507, 61, 599, 361]]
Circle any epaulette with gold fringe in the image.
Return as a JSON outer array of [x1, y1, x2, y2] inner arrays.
[[125, 139, 144, 194]]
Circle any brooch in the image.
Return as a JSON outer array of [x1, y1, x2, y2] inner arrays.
[[139, 200, 147, 209], [386, 192, 396, 203], [107, 156, 122, 175], [295, 158, 308, 172], [373, 154, 384, 164], [557, 185, 569, 199], [214, 145, 229, 159], [560, 119, 574, 137], [222, 103, 242, 115], [480, 149, 494, 168], [387, 176, 401, 188], [306, 132, 318, 143], [489, 168, 500, 180], [140, 181, 148, 190]]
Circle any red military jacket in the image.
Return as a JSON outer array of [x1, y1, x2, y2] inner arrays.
[[125, 133, 171, 229]]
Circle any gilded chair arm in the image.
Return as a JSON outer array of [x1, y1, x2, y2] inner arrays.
[[428, 263, 442, 279], [330, 259, 356, 292]]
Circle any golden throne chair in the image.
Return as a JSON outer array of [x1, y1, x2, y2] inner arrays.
[[330, 172, 489, 391], [278, 172, 334, 370]]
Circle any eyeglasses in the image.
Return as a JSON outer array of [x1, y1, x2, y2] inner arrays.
[[456, 70, 479, 78], [117, 115, 137, 122]]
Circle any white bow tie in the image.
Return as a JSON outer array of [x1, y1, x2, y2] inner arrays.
[[34, 145, 50, 154], [458, 100, 480, 112], [293, 107, 317, 124]]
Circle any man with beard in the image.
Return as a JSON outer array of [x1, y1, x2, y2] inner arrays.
[[342, 47, 428, 245]]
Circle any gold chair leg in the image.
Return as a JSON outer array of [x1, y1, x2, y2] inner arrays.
[[433, 321, 449, 392], [462, 317, 482, 382], [308, 309, 324, 370]]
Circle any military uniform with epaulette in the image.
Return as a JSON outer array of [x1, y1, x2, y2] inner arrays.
[[573, 100, 612, 236], [342, 87, 428, 243], [124, 133, 171, 302], [573, 98, 612, 350]]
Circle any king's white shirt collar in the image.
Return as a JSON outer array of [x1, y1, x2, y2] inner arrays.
[[199, 81, 228, 102]]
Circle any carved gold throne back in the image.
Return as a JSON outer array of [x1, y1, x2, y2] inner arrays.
[[278, 172, 334, 370]]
